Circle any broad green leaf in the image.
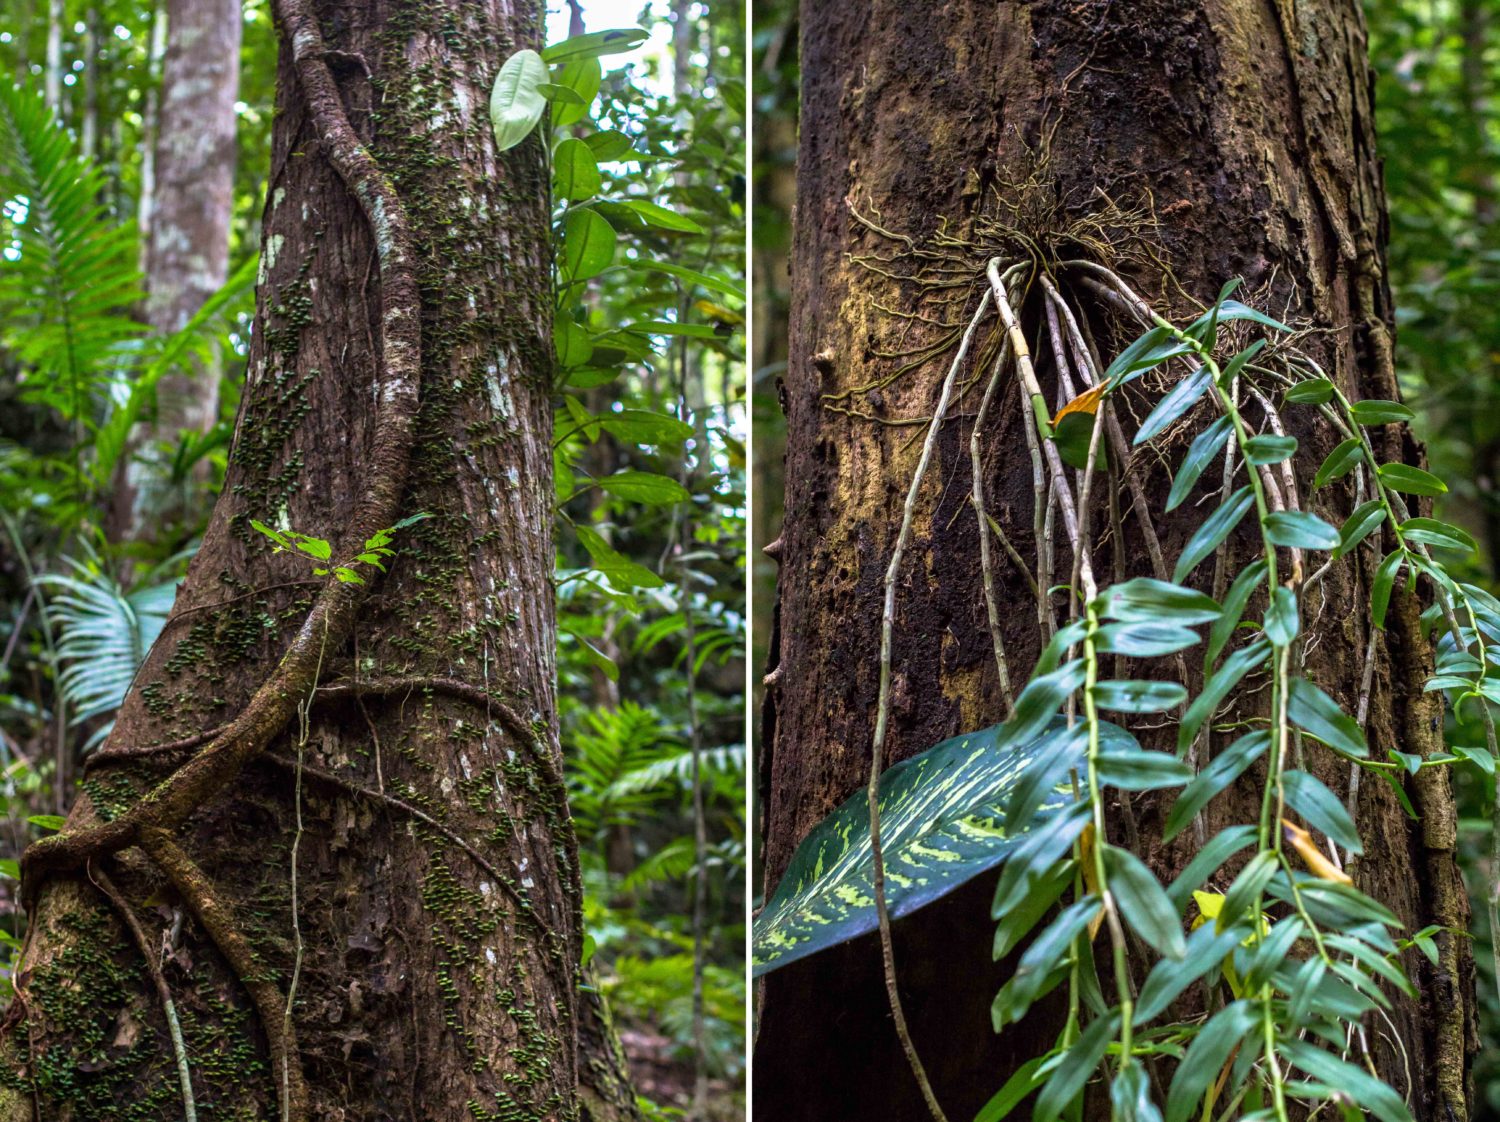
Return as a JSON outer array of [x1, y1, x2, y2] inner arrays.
[[28, 814, 66, 832], [1173, 486, 1253, 582], [554, 317, 593, 368], [1285, 378, 1334, 404], [1165, 1001, 1260, 1122], [490, 49, 548, 152], [1165, 733, 1270, 842], [583, 129, 633, 160], [1104, 845, 1186, 958], [1282, 769, 1362, 853], [1135, 365, 1210, 444], [991, 802, 1091, 919], [1376, 462, 1446, 497], [1206, 560, 1267, 667], [620, 198, 705, 233], [553, 137, 601, 201], [1371, 548, 1403, 629], [1035, 1012, 1120, 1122], [1100, 578, 1222, 624], [542, 27, 649, 62], [1264, 586, 1299, 647], [752, 717, 1127, 975], [1314, 437, 1363, 488], [596, 470, 690, 504], [1093, 679, 1188, 713], [575, 525, 664, 589], [1264, 510, 1340, 551], [595, 408, 693, 445], [1335, 499, 1387, 557], [1280, 1041, 1416, 1122], [1166, 416, 1233, 512], [1095, 622, 1201, 658], [549, 56, 600, 127], [1350, 399, 1414, 426], [536, 81, 585, 104], [1287, 677, 1367, 758], [562, 209, 616, 282], [1399, 516, 1476, 555], [633, 259, 745, 300], [1244, 434, 1297, 464]]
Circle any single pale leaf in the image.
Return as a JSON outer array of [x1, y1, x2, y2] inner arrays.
[[490, 49, 548, 152]]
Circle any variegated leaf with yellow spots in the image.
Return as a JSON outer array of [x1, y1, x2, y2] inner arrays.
[[752, 716, 1139, 976]]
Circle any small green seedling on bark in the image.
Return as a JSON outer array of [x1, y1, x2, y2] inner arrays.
[[250, 513, 431, 584]]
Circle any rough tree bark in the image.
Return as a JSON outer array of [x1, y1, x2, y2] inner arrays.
[[0, 1, 635, 1118], [109, 0, 242, 540], [757, 1, 1476, 1120]]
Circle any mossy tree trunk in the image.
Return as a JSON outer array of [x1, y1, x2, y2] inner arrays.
[[0, 1, 636, 1118], [757, 1, 1476, 1119]]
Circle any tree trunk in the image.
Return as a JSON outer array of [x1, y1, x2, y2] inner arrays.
[[0, 1, 626, 1117], [109, 0, 242, 541], [757, 1, 1476, 1119]]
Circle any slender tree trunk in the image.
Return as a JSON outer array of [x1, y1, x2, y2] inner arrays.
[[757, 1, 1476, 1119], [0, 1, 630, 1117], [109, 0, 242, 542]]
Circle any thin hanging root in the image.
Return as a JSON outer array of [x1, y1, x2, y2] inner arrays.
[[971, 331, 1017, 714], [140, 827, 309, 1122], [89, 863, 197, 1122], [868, 284, 997, 1122]]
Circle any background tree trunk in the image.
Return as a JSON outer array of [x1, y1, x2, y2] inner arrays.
[[0, 1, 612, 1117], [757, 1, 1476, 1119], [109, 0, 242, 541]]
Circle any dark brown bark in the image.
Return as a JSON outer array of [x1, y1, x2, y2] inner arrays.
[[110, 0, 242, 540], [0, 1, 630, 1118], [758, 1, 1476, 1119]]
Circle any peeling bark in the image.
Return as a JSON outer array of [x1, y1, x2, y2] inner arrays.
[[758, 1, 1476, 1118]]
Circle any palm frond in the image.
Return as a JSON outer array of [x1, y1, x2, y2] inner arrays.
[[0, 83, 143, 427], [37, 558, 176, 742], [607, 742, 745, 797]]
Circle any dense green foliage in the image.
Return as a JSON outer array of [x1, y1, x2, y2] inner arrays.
[[0, 0, 744, 1113]]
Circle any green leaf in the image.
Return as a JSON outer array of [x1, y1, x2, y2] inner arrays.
[[992, 860, 1075, 959], [1095, 622, 1202, 658], [562, 209, 617, 282], [1177, 641, 1270, 756], [1376, 462, 1447, 497], [1244, 434, 1297, 464], [0, 859, 17, 881], [1314, 437, 1363, 488], [1035, 1012, 1120, 1122], [1285, 378, 1335, 404], [1287, 677, 1367, 758], [1095, 748, 1193, 791], [1135, 366, 1211, 444], [1349, 399, 1415, 426], [1101, 578, 1222, 625], [1005, 897, 1103, 1025], [1167, 824, 1259, 910], [1173, 486, 1253, 583], [1006, 661, 1087, 747], [974, 1056, 1048, 1122], [28, 815, 66, 832], [1216, 300, 1290, 332], [1264, 510, 1340, 551], [1282, 770, 1362, 853], [1280, 1041, 1416, 1122], [575, 525, 664, 589], [1135, 923, 1243, 1023], [1103, 326, 1190, 389], [1218, 851, 1278, 931], [1371, 549, 1404, 630], [633, 259, 745, 300], [548, 56, 600, 127], [1167, 416, 1233, 513], [1335, 499, 1387, 557], [1110, 1063, 1159, 1122], [293, 536, 332, 561], [1165, 733, 1269, 842], [1165, 1001, 1260, 1122], [619, 198, 705, 234], [542, 27, 649, 62], [1399, 517, 1476, 555], [490, 49, 548, 152], [554, 318, 593, 368], [552, 137, 601, 201], [583, 129, 633, 161], [595, 408, 694, 445], [1104, 845, 1186, 958], [1092, 679, 1188, 713], [1053, 409, 1105, 471], [752, 717, 1123, 976], [1264, 587, 1299, 647], [1206, 560, 1267, 667], [563, 628, 618, 682], [536, 81, 585, 104], [596, 470, 690, 504]]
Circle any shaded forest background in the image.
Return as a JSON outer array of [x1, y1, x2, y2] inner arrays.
[[0, 0, 746, 1117], [751, 0, 1500, 1114]]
